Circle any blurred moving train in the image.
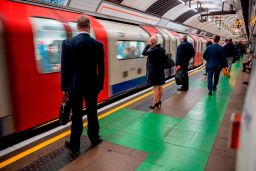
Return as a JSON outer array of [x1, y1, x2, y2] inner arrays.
[[0, 0, 208, 138]]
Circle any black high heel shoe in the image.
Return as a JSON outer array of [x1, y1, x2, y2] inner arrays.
[[149, 101, 161, 109], [149, 103, 159, 109], [157, 101, 161, 108]]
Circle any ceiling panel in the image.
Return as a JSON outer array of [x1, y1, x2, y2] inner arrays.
[[68, 0, 101, 12], [163, 4, 191, 20], [175, 10, 198, 23], [121, 0, 158, 11], [146, 0, 182, 16]]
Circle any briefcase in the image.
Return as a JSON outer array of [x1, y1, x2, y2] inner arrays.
[[59, 93, 72, 125], [175, 70, 184, 85]]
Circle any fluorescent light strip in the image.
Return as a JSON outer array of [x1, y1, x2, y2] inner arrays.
[[178, 0, 185, 5]]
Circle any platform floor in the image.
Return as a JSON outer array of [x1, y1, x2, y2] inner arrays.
[[0, 62, 248, 171]]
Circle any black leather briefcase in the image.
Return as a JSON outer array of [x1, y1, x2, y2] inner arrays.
[[175, 70, 185, 85], [59, 93, 72, 125]]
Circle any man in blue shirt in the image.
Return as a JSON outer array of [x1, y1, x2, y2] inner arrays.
[[203, 35, 226, 95]]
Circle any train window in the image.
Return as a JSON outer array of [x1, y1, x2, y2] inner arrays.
[[30, 18, 67, 73], [116, 41, 145, 59], [68, 22, 96, 38]]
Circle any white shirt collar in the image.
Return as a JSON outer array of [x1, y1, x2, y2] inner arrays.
[[79, 31, 89, 35]]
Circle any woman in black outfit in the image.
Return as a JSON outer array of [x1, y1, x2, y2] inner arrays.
[[142, 36, 165, 109]]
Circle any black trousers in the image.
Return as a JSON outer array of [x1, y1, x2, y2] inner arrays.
[[243, 61, 251, 71], [181, 67, 189, 90], [207, 69, 221, 92], [70, 92, 99, 147]]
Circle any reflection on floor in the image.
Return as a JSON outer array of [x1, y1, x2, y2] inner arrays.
[[76, 63, 242, 170], [3, 63, 245, 171]]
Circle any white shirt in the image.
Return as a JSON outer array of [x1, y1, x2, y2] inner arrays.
[[79, 31, 89, 35]]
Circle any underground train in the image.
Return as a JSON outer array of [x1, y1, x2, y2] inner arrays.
[[0, 0, 208, 138]]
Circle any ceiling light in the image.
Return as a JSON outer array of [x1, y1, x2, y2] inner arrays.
[[178, 0, 185, 5]]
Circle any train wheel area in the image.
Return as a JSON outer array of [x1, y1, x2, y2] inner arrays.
[[0, 62, 248, 170]]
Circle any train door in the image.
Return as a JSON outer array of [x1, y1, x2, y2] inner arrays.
[[190, 35, 201, 67], [0, 20, 14, 137], [162, 29, 178, 76], [200, 37, 207, 65], [141, 25, 175, 78], [140, 25, 165, 47], [98, 20, 149, 96], [0, 3, 72, 133], [156, 27, 170, 53], [54, 11, 110, 101]]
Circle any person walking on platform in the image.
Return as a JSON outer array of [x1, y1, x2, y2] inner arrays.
[[142, 36, 165, 109], [203, 40, 213, 76], [61, 15, 104, 153], [236, 41, 245, 61], [175, 34, 195, 91], [223, 39, 236, 73], [203, 35, 226, 96]]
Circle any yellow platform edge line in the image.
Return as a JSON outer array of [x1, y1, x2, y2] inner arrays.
[[0, 66, 204, 169]]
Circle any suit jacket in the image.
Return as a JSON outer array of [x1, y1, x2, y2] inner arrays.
[[176, 40, 195, 68], [203, 44, 225, 70], [223, 42, 236, 58], [61, 33, 104, 95]]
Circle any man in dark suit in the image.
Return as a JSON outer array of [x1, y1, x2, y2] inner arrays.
[[203, 35, 226, 95], [176, 34, 195, 91], [61, 15, 104, 153], [223, 39, 236, 73]]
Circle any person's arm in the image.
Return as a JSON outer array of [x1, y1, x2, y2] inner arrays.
[[221, 48, 227, 68], [175, 45, 183, 71], [142, 44, 153, 56], [203, 47, 208, 61], [97, 42, 105, 94], [61, 40, 71, 92]]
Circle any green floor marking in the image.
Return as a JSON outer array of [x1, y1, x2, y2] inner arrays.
[[82, 63, 241, 170]]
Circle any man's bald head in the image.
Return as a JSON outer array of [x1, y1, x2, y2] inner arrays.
[[182, 34, 187, 41], [77, 15, 90, 31]]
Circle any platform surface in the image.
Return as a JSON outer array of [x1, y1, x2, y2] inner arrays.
[[0, 63, 246, 171]]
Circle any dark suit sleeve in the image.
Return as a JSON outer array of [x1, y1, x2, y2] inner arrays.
[[142, 45, 152, 56], [61, 40, 71, 92], [176, 45, 182, 65], [203, 47, 208, 61], [97, 42, 105, 92]]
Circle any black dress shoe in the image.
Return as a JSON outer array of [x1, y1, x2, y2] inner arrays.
[[208, 92, 212, 96], [65, 141, 80, 154], [91, 138, 103, 147]]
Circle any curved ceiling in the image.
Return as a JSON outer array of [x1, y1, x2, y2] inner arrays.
[[43, 0, 246, 39], [117, 0, 245, 36]]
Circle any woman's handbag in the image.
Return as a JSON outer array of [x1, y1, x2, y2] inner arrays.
[[222, 68, 230, 78], [59, 92, 72, 125], [175, 70, 184, 85], [162, 49, 175, 69]]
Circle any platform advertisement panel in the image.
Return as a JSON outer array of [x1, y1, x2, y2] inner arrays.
[[237, 67, 256, 171]]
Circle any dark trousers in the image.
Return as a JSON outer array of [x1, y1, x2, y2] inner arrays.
[[207, 69, 221, 92], [70, 92, 99, 147], [181, 68, 189, 90], [243, 61, 251, 72]]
